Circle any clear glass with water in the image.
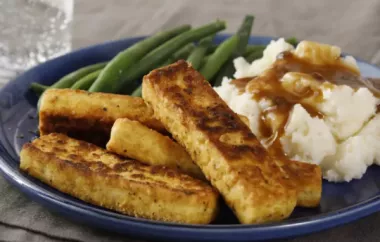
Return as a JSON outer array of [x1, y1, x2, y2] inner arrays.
[[0, 0, 73, 86]]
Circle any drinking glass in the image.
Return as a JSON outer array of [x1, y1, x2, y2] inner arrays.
[[0, 0, 74, 87]]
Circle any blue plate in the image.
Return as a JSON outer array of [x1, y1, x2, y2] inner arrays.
[[1, 35, 380, 241]]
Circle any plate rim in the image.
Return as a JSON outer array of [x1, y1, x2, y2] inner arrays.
[[1, 34, 380, 241]]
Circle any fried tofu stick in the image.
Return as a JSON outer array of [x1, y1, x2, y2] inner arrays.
[[237, 117, 322, 208], [39, 89, 165, 146], [20, 133, 219, 224], [268, 149, 322, 208], [142, 60, 298, 224], [106, 118, 204, 180]]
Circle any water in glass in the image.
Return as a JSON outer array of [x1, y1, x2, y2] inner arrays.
[[0, 0, 73, 85]]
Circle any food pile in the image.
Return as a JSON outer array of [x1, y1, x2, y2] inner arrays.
[[22, 62, 321, 225], [215, 39, 380, 182], [22, 15, 379, 225]]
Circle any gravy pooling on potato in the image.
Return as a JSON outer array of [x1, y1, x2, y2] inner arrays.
[[231, 51, 365, 155]]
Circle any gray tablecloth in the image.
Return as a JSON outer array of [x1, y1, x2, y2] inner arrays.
[[1, 0, 380, 241]]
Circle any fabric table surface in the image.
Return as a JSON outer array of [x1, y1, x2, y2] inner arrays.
[[1, 0, 380, 241]]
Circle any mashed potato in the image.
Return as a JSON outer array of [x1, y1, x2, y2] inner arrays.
[[318, 86, 377, 141], [322, 114, 380, 182], [280, 104, 336, 165], [215, 38, 380, 182], [233, 38, 294, 78]]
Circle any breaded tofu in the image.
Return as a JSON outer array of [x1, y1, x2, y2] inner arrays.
[[237, 116, 322, 208], [39, 89, 165, 146], [106, 118, 205, 180], [20, 133, 219, 224], [238, 114, 250, 127], [275, 158, 321, 207], [142, 60, 298, 224]]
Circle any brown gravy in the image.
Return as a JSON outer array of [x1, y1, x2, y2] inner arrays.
[[231, 51, 370, 154], [231, 77, 253, 93]]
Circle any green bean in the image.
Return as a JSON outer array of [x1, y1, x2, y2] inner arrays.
[[120, 21, 226, 94], [213, 47, 264, 88], [242, 37, 296, 59], [150, 44, 195, 70], [200, 55, 210, 67], [213, 62, 234, 87], [165, 43, 196, 63], [243, 38, 295, 60], [130, 59, 168, 97], [242, 37, 297, 60], [200, 35, 239, 81], [172, 43, 195, 60], [132, 44, 196, 97], [235, 15, 254, 55], [71, 69, 102, 90], [158, 59, 173, 68], [286, 37, 298, 47], [245, 48, 264, 63], [131, 85, 142, 97], [158, 43, 195, 65], [244, 45, 265, 56], [213, 15, 254, 86], [161, 43, 196, 65], [206, 44, 218, 54], [51, 62, 107, 89], [89, 25, 191, 93], [30, 83, 49, 96], [209, 44, 265, 56], [187, 36, 214, 70]]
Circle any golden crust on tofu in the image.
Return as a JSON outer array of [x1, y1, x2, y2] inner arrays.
[[20, 133, 219, 224], [266, 148, 322, 208], [39, 89, 165, 146], [237, 116, 322, 208], [106, 118, 204, 180], [278, 159, 321, 207], [142, 60, 298, 224], [238, 114, 250, 127], [233, 79, 322, 208]]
